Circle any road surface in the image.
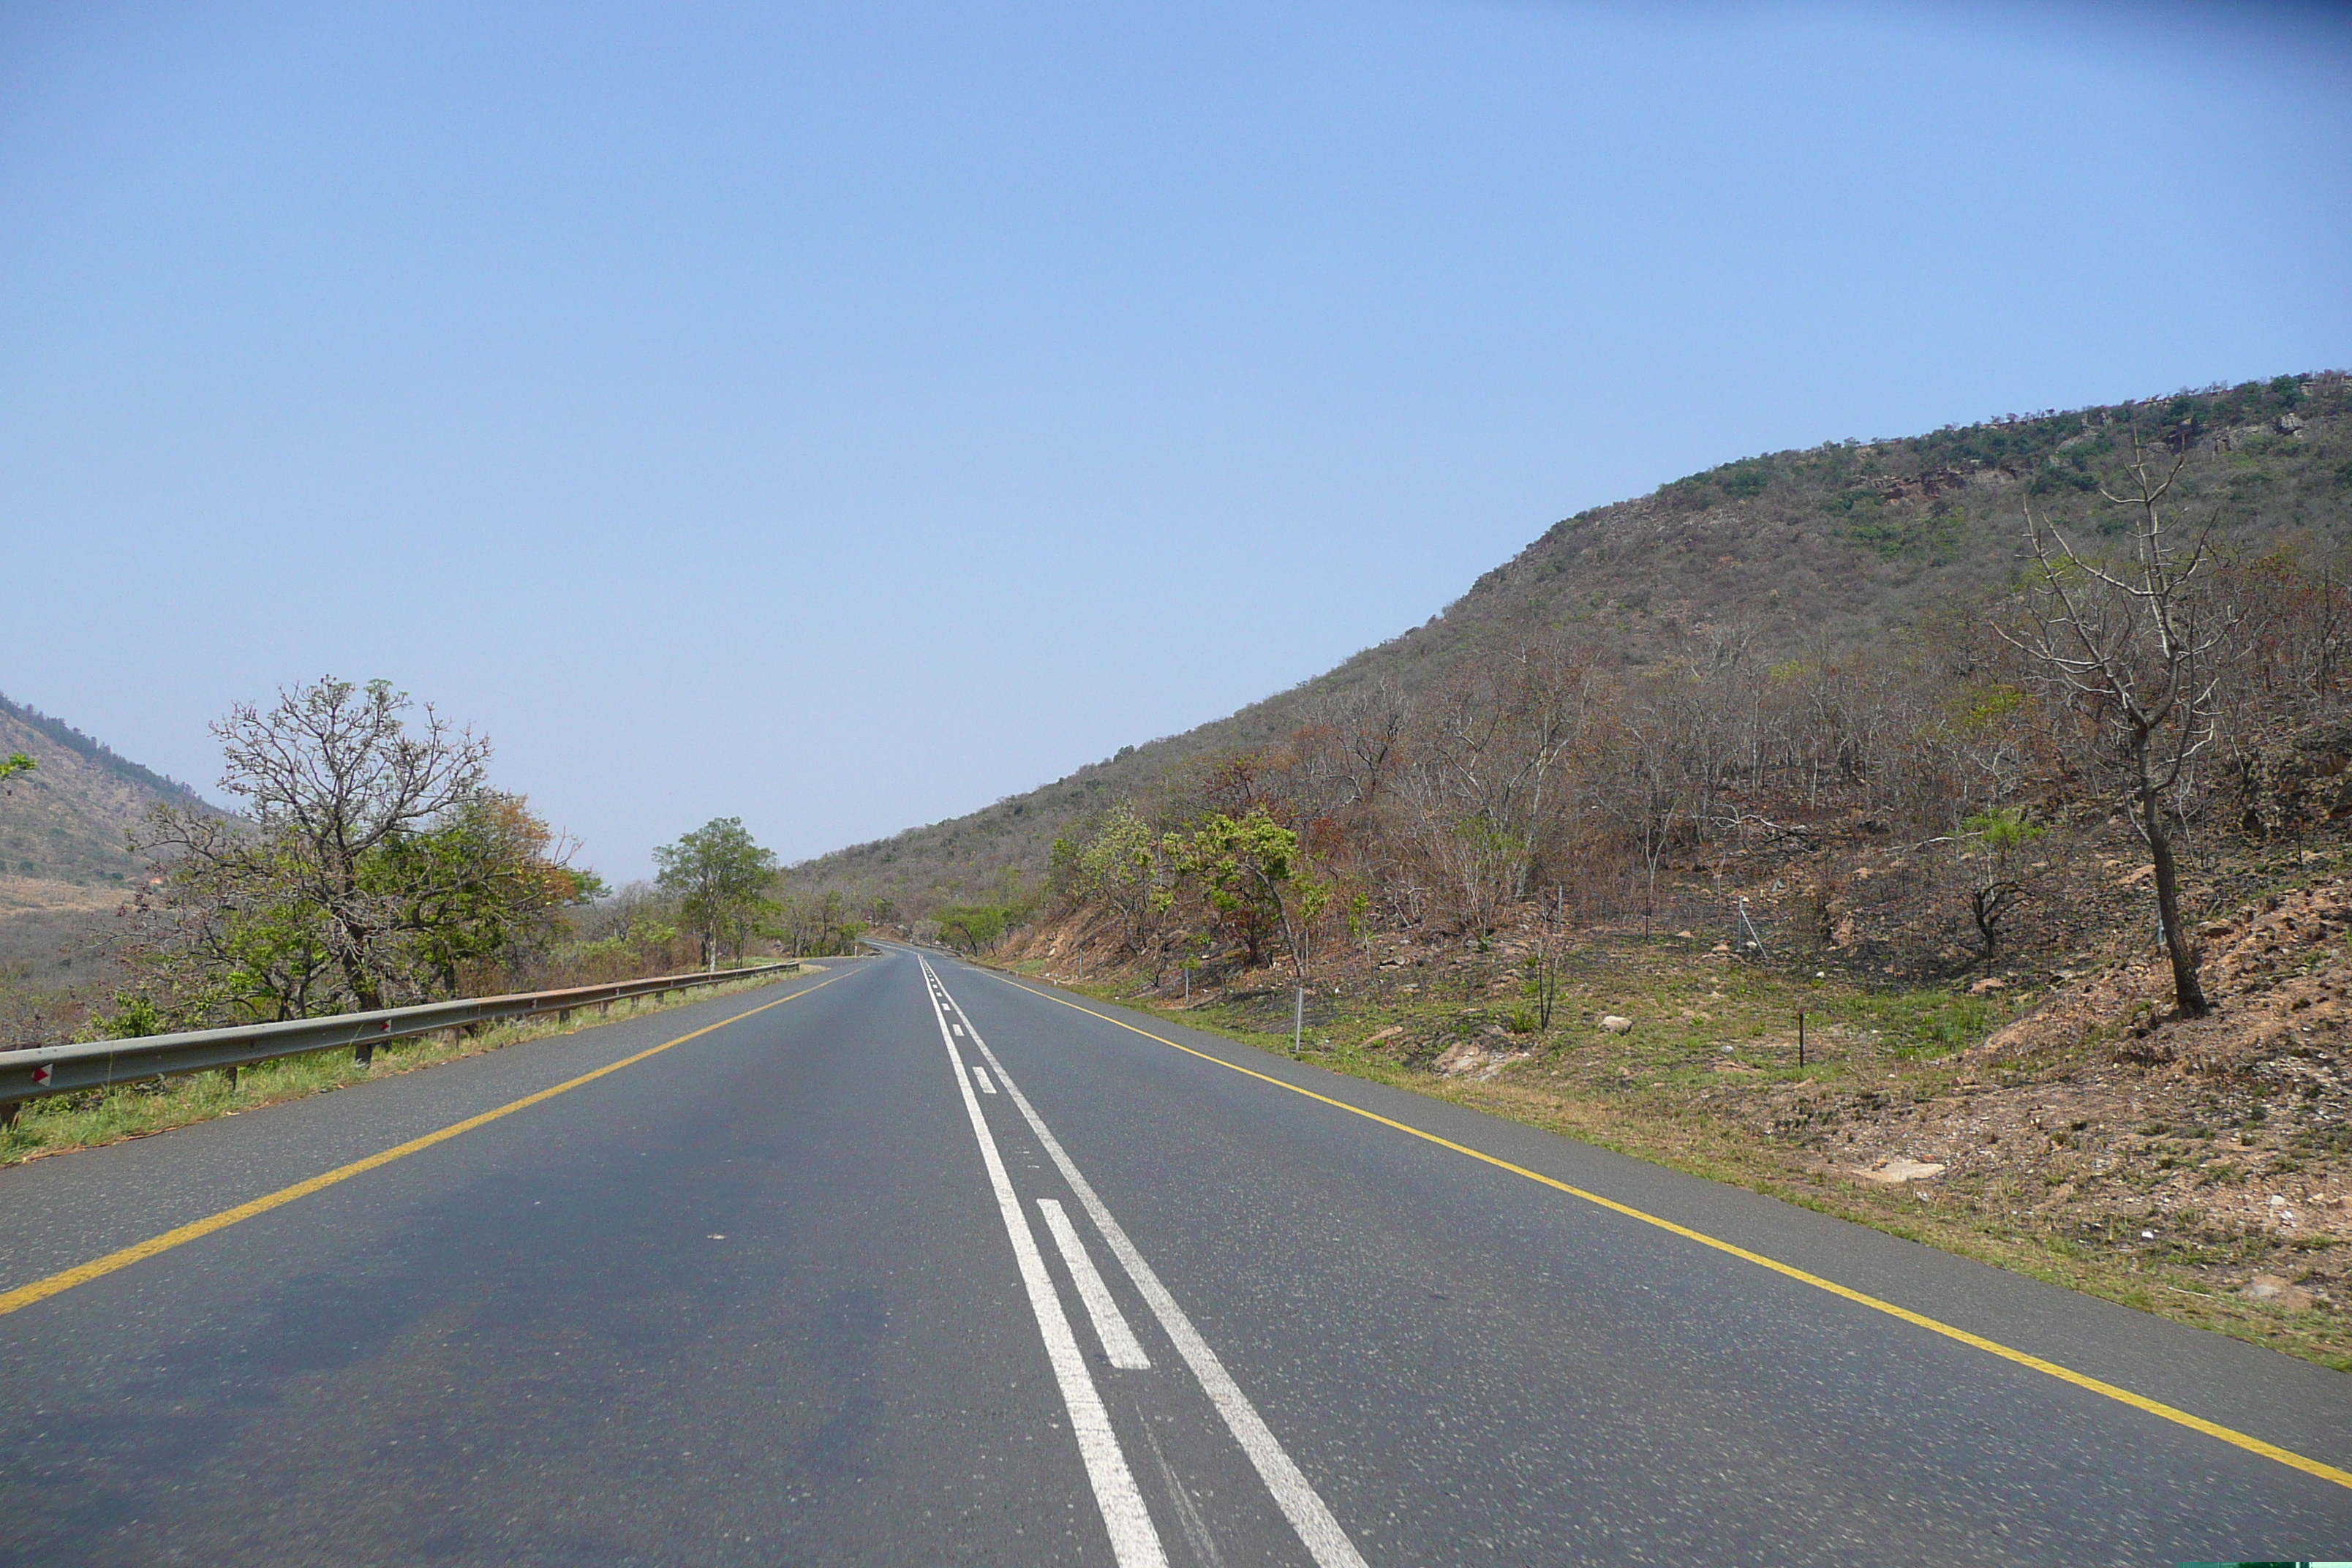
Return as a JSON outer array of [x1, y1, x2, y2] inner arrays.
[[1, 946, 2346, 1564]]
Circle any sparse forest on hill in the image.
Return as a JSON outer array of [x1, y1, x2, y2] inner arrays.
[[1016, 397, 2351, 990], [805, 372, 2352, 929]]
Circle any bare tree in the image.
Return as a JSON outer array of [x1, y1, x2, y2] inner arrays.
[[1999, 436, 2233, 1015], [1597, 693, 1688, 921], [1396, 641, 1596, 933], [138, 678, 494, 1056], [1518, 900, 1566, 1030], [1303, 679, 1410, 823]]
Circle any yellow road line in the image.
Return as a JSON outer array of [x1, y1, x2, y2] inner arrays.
[[0, 969, 856, 1319], [999, 976, 2352, 1494]]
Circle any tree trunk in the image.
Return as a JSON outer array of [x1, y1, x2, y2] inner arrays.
[[349, 971, 385, 1065], [2142, 783, 2209, 1017]]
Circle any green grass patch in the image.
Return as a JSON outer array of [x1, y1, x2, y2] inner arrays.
[[1, 968, 802, 1166]]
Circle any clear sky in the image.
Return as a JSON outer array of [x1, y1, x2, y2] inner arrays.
[[6, 1, 2348, 881]]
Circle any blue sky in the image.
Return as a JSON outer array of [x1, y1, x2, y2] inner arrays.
[[5, 1, 2348, 880]]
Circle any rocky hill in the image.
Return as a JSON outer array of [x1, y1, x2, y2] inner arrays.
[[800, 372, 2351, 911]]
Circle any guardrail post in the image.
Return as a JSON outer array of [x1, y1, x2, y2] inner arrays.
[[0, 1100, 18, 1130]]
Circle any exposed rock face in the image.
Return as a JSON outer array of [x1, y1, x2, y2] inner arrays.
[[2235, 716, 2352, 840]]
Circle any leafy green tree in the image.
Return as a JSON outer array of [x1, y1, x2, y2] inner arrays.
[[108, 829, 336, 1030], [1058, 804, 1169, 953], [772, 886, 865, 956], [1162, 809, 1328, 979], [655, 817, 778, 965], [935, 902, 1009, 954], [0, 752, 31, 784], [371, 793, 584, 994], [565, 869, 612, 905]]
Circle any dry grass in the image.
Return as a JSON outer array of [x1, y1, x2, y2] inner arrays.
[[1016, 938, 2352, 1374]]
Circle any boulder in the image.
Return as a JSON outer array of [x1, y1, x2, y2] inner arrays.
[[1855, 1158, 1946, 1184], [2244, 1273, 2315, 1312], [1432, 1039, 1489, 1075]]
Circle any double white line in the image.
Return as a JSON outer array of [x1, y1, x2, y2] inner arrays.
[[916, 955, 1366, 1568]]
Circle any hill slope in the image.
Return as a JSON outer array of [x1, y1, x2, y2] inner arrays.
[[0, 693, 223, 986], [0, 692, 216, 886], [798, 373, 2351, 910]]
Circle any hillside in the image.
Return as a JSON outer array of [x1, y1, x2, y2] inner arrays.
[[901, 370, 2352, 1369], [798, 372, 2352, 911], [0, 692, 216, 885], [0, 692, 222, 985]]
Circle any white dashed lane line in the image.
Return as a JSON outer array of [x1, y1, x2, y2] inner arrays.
[[932, 960, 1370, 1568], [918, 957, 1166, 1568]]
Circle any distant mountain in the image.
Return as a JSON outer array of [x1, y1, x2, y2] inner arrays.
[[796, 372, 2351, 911], [0, 691, 219, 888]]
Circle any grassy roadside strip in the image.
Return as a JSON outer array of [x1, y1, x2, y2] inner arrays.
[[0, 967, 818, 1167], [1014, 964, 2352, 1373]]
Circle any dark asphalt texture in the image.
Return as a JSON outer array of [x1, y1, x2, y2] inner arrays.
[[0, 946, 2345, 1565]]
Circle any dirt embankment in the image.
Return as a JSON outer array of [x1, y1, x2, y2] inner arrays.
[[1779, 875, 2352, 1313], [994, 850, 2352, 1365]]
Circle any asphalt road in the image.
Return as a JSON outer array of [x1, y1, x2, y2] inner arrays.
[[1, 946, 2348, 1565]]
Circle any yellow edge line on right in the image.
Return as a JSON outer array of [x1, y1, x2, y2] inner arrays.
[[0, 967, 857, 1319], [999, 974, 2352, 1494]]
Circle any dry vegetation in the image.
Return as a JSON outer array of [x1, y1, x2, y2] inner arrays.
[[1006, 831, 2352, 1370], [803, 373, 2352, 921], [912, 373, 2352, 1367]]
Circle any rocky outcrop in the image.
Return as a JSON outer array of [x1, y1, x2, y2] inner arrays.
[[2234, 717, 2352, 840]]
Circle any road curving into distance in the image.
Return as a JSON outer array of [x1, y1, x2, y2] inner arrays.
[[0, 945, 2346, 1564]]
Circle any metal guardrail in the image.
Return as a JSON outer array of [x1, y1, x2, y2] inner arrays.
[[0, 962, 804, 1109]]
